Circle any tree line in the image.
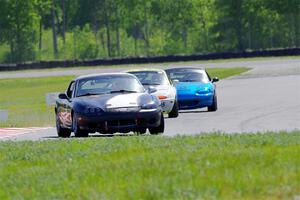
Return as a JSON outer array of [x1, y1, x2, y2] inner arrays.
[[0, 0, 299, 63]]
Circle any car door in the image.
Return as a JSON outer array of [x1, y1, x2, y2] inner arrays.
[[57, 81, 75, 129], [65, 81, 76, 128]]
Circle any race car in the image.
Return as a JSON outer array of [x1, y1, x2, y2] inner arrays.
[[165, 68, 219, 111], [126, 69, 179, 118], [55, 73, 164, 137]]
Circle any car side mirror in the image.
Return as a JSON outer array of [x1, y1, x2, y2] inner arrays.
[[148, 86, 157, 94], [212, 77, 219, 83], [58, 93, 68, 99], [172, 79, 179, 85]]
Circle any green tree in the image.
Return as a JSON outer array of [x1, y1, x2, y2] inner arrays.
[[0, 0, 39, 63], [213, 0, 246, 51], [265, 0, 300, 47], [73, 25, 98, 59], [191, 0, 216, 52], [0, 0, 299, 63], [35, 0, 51, 51], [152, 0, 195, 54]]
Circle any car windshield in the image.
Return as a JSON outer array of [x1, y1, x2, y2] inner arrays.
[[167, 69, 210, 83], [76, 75, 145, 97], [129, 71, 169, 86]]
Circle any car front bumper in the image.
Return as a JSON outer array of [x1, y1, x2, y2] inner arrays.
[[178, 92, 214, 109], [76, 109, 162, 133]]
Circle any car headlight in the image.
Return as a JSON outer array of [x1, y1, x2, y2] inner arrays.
[[197, 87, 212, 94]]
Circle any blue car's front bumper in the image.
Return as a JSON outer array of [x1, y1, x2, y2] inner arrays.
[[177, 92, 214, 109]]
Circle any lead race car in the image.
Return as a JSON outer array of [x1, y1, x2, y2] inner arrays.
[[166, 68, 219, 111], [55, 73, 164, 137], [126, 69, 179, 118]]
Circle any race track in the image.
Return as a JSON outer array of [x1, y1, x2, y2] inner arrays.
[[1, 58, 300, 141]]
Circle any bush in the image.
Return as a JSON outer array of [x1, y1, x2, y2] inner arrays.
[[74, 24, 99, 59]]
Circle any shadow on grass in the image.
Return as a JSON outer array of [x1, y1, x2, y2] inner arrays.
[[42, 132, 147, 139]]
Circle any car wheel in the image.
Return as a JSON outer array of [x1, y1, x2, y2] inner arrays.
[[56, 114, 71, 137], [208, 94, 218, 112], [149, 114, 164, 135], [72, 113, 89, 137], [168, 100, 179, 118]]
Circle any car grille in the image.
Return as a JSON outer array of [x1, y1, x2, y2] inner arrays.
[[107, 119, 136, 127], [179, 100, 199, 107]]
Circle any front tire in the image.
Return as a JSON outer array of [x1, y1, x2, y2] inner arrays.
[[149, 114, 165, 135], [168, 100, 179, 118], [56, 114, 71, 138], [208, 94, 218, 112], [72, 113, 89, 137]]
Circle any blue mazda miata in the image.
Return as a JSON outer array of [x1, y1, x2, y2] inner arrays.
[[165, 68, 219, 111]]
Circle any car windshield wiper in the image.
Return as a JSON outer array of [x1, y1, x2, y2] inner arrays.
[[142, 83, 160, 85], [77, 93, 102, 97], [182, 79, 199, 82], [109, 90, 137, 93]]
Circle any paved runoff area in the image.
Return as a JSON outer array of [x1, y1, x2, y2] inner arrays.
[[0, 58, 299, 140], [0, 127, 50, 140]]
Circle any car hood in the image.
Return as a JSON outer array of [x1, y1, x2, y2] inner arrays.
[[143, 85, 173, 96], [74, 93, 153, 110], [176, 82, 213, 93]]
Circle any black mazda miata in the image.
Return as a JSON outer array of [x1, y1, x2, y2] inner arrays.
[[55, 73, 164, 137]]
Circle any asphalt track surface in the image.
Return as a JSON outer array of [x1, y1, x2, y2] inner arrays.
[[1, 58, 299, 141]]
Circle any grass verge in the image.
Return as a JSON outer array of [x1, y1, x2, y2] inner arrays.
[[0, 67, 250, 127], [0, 55, 299, 75], [0, 131, 299, 199]]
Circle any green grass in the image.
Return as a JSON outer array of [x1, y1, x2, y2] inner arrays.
[[0, 76, 74, 127], [1, 55, 299, 75], [0, 131, 299, 199], [0, 67, 249, 127], [205, 67, 249, 79]]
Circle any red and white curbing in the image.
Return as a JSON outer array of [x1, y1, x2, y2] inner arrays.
[[0, 127, 50, 139]]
